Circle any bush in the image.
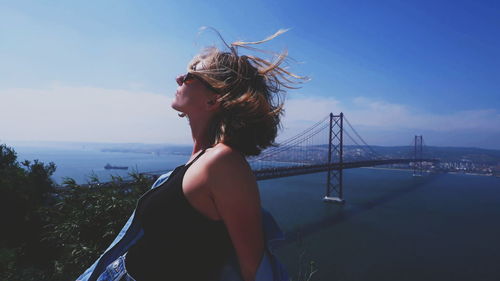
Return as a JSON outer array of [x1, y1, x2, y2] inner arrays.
[[39, 175, 152, 280], [0, 144, 154, 280]]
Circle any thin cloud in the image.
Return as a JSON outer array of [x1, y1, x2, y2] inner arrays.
[[0, 85, 191, 144], [279, 96, 500, 148], [349, 97, 500, 131]]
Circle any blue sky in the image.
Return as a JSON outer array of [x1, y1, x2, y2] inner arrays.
[[1, 0, 499, 149]]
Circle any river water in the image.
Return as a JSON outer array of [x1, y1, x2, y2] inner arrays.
[[263, 169, 500, 281]]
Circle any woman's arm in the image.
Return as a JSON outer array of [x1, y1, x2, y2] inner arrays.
[[208, 147, 264, 281]]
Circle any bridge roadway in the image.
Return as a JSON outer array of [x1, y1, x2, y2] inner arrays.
[[253, 158, 437, 180]]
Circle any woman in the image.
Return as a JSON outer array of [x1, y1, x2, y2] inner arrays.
[[78, 30, 304, 281]]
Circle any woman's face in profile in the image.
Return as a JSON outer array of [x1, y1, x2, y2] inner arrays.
[[171, 60, 215, 115]]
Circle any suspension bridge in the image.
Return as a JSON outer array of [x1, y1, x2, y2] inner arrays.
[[141, 112, 437, 203], [246, 112, 437, 204]]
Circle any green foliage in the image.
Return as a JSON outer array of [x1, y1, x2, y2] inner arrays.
[[0, 144, 154, 281], [0, 144, 57, 280], [40, 172, 151, 280]]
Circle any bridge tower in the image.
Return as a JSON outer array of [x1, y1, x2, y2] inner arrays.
[[323, 112, 345, 204], [413, 135, 424, 176]]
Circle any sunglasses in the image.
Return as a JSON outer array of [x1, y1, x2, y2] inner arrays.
[[180, 72, 220, 94]]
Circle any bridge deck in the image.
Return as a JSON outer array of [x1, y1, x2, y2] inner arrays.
[[254, 158, 437, 180]]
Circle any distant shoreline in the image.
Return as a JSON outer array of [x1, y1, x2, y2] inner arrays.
[[363, 166, 498, 178]]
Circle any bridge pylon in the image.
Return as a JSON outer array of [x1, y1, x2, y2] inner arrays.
[[413, 135, 424, 176], [323, 112, 345, 204]]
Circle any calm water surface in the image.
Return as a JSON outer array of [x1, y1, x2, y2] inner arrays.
[[260, 169, 500, 281]]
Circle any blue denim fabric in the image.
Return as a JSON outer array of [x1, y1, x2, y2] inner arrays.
[[96, 254, 136, 281], [76, 171, 288, 281]]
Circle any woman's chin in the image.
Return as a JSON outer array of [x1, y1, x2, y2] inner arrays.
[[170, 100, 180, 110], [170, 102, 185, 116]]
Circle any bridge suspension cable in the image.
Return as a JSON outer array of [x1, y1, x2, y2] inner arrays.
[[252, 114, 330, 161], [343, 116, 384, 160], [250, 122, 329, 168]]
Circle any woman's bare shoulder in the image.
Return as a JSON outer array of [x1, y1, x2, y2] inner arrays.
[[205, 143, 256, 192], [207, 143, 250, 169]]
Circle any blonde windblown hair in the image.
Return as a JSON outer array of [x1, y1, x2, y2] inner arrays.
[[187, 29, 307, 156]]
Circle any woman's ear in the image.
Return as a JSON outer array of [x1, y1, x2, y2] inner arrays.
[[206, 95, 221, 111], [207, 99, 220, 112]]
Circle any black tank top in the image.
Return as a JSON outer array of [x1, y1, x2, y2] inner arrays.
[[126, 149, 232, 281]]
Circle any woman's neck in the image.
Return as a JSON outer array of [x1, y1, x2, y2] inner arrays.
[[188, 114, 213, 155]]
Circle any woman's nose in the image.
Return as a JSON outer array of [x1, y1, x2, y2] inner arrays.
[[175, 75, 183, 86]]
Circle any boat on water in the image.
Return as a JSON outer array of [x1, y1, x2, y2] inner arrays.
[[104, 163, 128, 170]]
